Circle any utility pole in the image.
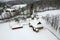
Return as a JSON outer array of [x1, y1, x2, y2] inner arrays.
[[30, 3, 34, 15]]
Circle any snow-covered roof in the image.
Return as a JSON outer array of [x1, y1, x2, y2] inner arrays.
[[11, 4, 27, 9], [6, 8, 15, 11]]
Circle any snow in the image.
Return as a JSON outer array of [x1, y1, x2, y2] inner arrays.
[[36, 9, 60, 40], [36, 9, 60, 17], [0, 9, 60, 40], [0, 22, 58, 40], [6, 8, 15, 12], [11, 4, 27, 10], [29, 18, 43, 28]]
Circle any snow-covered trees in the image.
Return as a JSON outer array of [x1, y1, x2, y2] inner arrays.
[[45, 14, 60, 34]]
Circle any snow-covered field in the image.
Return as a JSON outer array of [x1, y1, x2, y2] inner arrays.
[[0, 21, 58, 40], [0, 9, 60, 40]]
